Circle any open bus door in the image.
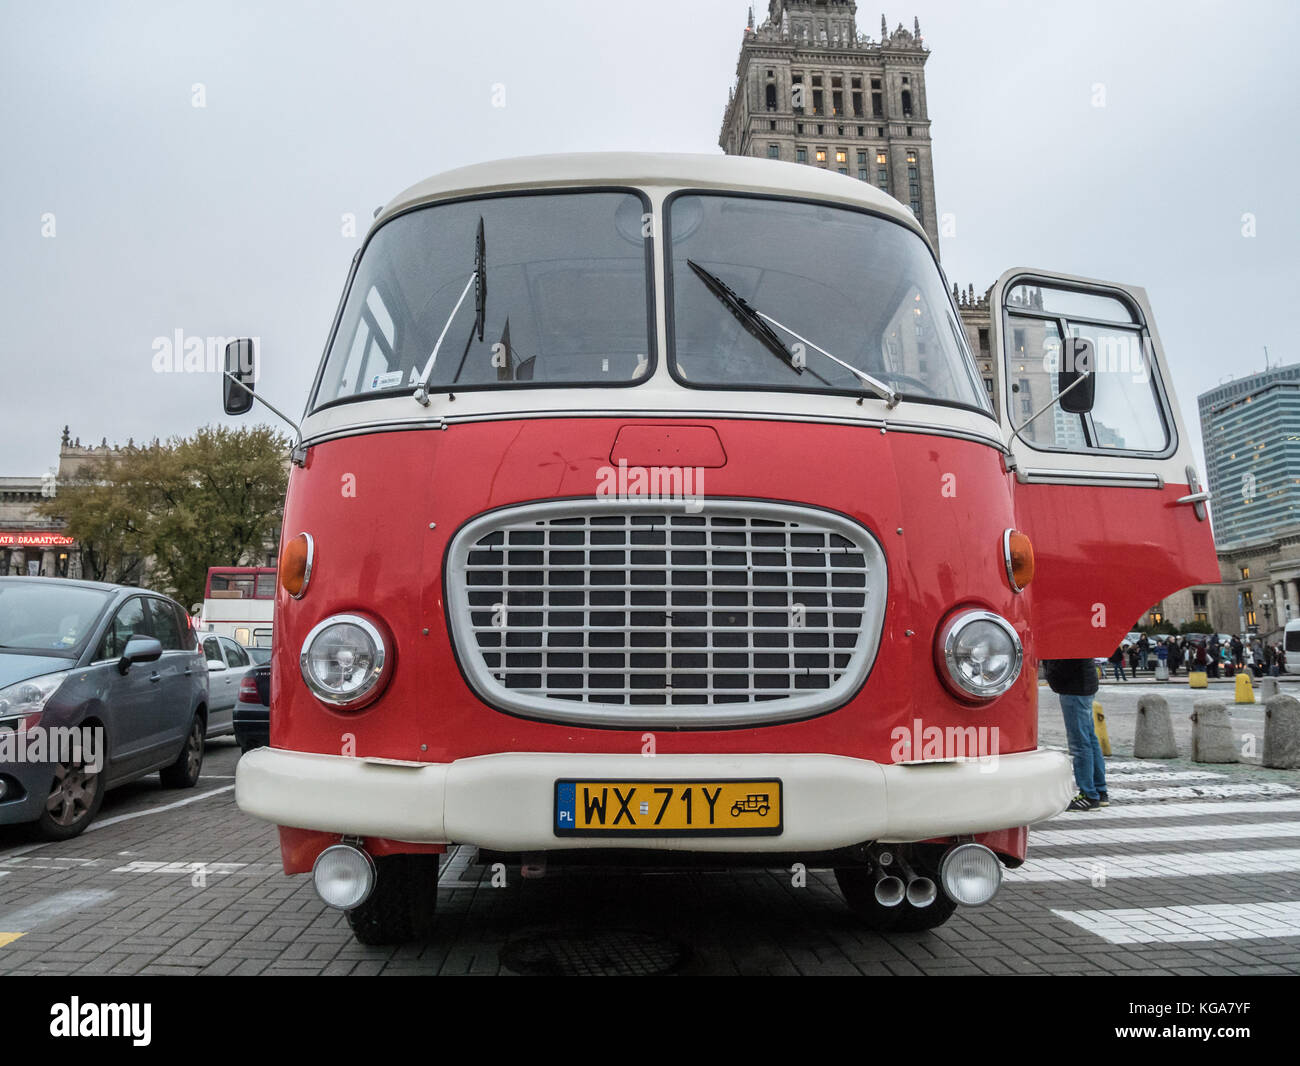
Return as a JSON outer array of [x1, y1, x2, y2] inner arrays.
[[991, 269, 1219, 659]]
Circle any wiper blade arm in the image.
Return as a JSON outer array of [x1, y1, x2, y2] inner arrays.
[[687, 260, 803, 376], [686, 260, 899, 408], [414, 216, 485, 406], [755, 310, 900, 409]]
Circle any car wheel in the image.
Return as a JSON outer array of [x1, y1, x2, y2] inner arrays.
[[346, 854, 440, 945], [35, 756, 105, 841], [160, 715, 204, 789]]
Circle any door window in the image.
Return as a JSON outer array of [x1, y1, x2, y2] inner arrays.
[[98, 598, 152, 660], [1003, 280, 1171, 455], [222, 640, 250, 668], [148, 600, 183, 651], [203, 637, 224, 664]]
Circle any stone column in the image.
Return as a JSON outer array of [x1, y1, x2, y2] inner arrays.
[[1289, 579, 1300, 622], [41, 549, 56, 575], [11, 549, 25, 576], [1274, 582, 1287, 628]]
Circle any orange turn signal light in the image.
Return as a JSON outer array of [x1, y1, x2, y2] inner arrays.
[[280, 532, 314, 599], [1003, 529, 1034, 592]]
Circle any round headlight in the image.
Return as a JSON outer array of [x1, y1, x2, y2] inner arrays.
[[313, 844, 376, 909], [300, 614, 389, 709], [939, 843, 1002, 906], [937, 609, 1023, 700]]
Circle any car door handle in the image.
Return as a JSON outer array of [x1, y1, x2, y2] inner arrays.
[[149, 672, 162, 683], [1177, 490, 1211, 505]]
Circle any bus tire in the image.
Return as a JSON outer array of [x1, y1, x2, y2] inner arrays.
[[346, 854, 440, 945]]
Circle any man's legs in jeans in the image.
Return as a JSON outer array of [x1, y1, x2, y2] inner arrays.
[[1059, 692, 1105, 801]]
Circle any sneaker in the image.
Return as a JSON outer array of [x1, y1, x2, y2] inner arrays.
[[1066, 793, 1100, 812], [1098, 791, 1110, 807]]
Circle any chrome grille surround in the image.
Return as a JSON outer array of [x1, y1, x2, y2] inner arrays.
[[446, 498, 887, 728]]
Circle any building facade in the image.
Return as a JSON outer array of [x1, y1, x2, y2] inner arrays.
[[0, 429, 117, 578], [1198, 363, 1300, 549], [719, 2, 940, 248]]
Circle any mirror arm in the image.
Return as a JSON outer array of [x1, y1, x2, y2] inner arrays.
[[223, 372, 307, 465], [1008, 372, 1089, 448]]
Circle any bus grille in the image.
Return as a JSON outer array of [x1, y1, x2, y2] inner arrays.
[[446, 499, 887, 727]]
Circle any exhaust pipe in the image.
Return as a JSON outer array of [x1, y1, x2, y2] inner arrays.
[[895, 854, 937, 908], [873, 852, 905, 907]]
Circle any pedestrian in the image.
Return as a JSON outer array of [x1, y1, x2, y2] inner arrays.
[[1194, 639, 1209, 675], [1108, 644, 1127, 681], [1138, 633, 1150, 672], [1207, 637, 1220, 679], [1265, 642, 1276, 675], [1043, 658, 1107, 811], [1128, 642, 1139, 674], [1169, 637, 1182, 676], [1231, 635, 1244, 668]]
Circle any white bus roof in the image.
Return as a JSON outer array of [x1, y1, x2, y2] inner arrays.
[[376, 152, 929, 247]]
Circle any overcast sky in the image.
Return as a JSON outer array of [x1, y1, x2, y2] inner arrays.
[[2, 0, 1296, 478]]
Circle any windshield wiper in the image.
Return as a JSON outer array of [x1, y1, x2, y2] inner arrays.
[[414, 217, 486, 406], [687, 260, 802, 375], [687, 259, 900, 409]]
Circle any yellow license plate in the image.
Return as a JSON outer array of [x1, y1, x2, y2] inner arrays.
[[554, 779, 782, 837]]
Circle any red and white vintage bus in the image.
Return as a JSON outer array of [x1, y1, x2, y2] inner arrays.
[[226, 153, 1217, 943], [197, 566, 275, 649]]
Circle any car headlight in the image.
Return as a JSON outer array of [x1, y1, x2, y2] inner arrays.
[[0, 671, 72, 724], [936, 609, 1022, 700], [299, 614, 390, 709]]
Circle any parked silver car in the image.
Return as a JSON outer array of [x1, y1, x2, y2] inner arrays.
[[200, 634, 257, 738], [0, 577, 208, 839]]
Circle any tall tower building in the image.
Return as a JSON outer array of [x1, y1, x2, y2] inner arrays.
[[1198, 364, 1300, 548], [718, 2, 940, 249]]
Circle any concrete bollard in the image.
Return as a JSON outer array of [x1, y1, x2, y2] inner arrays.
[[1155, 659, 1169, 681], [1260, 676, 1279, 701], [1234, 672, 1255, 703], [1134, 694, 1178, 759], [1263, 694, 1300, 769], [1189, 670, 1208, 689], [1190, 700, 1239, 764]]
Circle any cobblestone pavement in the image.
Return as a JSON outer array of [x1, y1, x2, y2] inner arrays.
[[1, 688, 1299, 975]]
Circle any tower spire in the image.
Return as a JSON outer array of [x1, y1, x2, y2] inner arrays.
[[881, 13, 888, 39]]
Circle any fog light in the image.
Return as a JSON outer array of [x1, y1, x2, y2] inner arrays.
[[939, 843, 1002, 906], [312, 844, 376, 910]]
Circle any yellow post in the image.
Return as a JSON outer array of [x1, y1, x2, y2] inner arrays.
[[1092, 701, 1112, 756], [1234, 671, 1255, 704], [1189, 670, 1208, 689]]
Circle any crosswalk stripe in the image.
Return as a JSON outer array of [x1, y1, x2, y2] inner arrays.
[[1005, 847, 1300, 883], [1033, 821, 1300, 847], [1087, 770, 1228, 783], [1039, 798, 1300, 823], [1052, 901, 1300, 944], [1105, 782, 1297, 802]]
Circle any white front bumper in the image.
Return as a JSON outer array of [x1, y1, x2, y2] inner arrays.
[[236, 747, 1073, 852]]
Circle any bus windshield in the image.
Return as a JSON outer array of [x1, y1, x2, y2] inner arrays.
[[667, 193, 988, 411], [313, 190, 655, 408]]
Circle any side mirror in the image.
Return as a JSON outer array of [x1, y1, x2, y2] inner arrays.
[[119, 635, 163, 675], [223, 338, 257, 416], [1058, 337, 1096, 415], [207, 660, 227, 672]]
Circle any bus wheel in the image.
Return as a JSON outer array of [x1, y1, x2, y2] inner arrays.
[[345, 854, 440, 945], [833, 866, 959, 932]]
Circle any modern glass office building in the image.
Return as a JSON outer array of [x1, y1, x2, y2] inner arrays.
[[1198, 363, 1300, 548]]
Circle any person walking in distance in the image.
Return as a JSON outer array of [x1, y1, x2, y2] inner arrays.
[[1108, 644, 1127, 681], [1043, 658, 1108, 811]]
